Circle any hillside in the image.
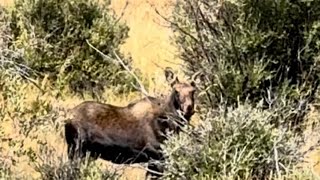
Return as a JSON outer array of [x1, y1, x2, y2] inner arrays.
[[1, 0, 320, 179]]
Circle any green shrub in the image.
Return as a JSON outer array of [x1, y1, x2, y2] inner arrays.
[[0, 5, 29, 78], [171, 0, 320, 124], [0, 158, 12, 180], [162, 104, 302, 179], [0, 16, 32, 174], [35, 153, 119, 180], [10, 0, 135, 97]]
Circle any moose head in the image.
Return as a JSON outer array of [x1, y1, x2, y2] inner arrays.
[[164, 67, 201, 121]]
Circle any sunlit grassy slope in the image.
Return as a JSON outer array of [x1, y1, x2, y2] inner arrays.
[[111, 0, 181, 72], [1, 0, 320, 179], [0, 0, 11, 6], [110, 0, 185, 94]]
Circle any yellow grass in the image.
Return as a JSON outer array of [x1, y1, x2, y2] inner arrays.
[[1, 0, 320, 179], [110, 0, 186, 94], [111, 0, 181, 72], [0, 0, 12, 6]]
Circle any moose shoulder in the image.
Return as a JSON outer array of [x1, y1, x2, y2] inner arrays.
[[64, 68, 200, 178]]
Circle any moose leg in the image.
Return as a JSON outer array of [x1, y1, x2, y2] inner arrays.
[[65, 122, 78, 160], [144, 144, 164, 180], [67, 142, 76, 160], [65, 121, 87, 161], [146, 162, 164, 180], [66, 136, 85, 160], [67, 139, 90, 163]]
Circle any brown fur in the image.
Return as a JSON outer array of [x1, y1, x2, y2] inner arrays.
[[64, 68, 199, 178]]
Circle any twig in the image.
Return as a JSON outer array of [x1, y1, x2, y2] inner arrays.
[[134, 164, 164, 176], [85, 40, 113, 61], [153, 6, 199, 43], [21, 74, 45, 93], [301, 139, 320, 157], [113, 50, 149, 96], [0, 53, 44, 93], [85, 39, 149, 97], [113, 0, 129, 26], [151, 61, 166, 71], [273, 140, 280, 178], [187, 0, 212, 64]]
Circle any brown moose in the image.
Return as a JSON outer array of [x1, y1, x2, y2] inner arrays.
[[64, 68, 199, 178]]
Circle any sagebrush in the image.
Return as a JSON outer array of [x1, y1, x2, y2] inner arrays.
[[171, 0, 320, 122], [10, 0, 136, 97], [162, 104, 308, 179]]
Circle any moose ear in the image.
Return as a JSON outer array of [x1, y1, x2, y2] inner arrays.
[[191, 71, 203, 86], [165, 67, 179, 86]]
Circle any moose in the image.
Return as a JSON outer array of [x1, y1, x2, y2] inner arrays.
[[64, 68, 199, 179]]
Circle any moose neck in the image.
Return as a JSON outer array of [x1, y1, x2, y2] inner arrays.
[[164, 90, 179, 116], [158, 89, 189, 136]]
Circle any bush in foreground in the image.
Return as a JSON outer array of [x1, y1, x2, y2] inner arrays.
[[162, 104, 305, 179], [35, 154, 118, 180]]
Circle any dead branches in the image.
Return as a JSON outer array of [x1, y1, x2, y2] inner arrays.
[[86, 39, 149, 97]]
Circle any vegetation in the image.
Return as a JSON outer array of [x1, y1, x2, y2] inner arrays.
[[160, 0, 320, 179], [0, 0, 133, 178], [1, 0, 320, 179], [35, 154, 119, 180], [162, 104, 306, 179], [171, 0, 320, 109], [10, 0, 135, 98]]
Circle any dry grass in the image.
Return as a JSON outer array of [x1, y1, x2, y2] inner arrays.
[[110, 0, 186, 92], [111, 0, 180, 71], [0, 0, 12, 6], [1, 0, 320, 179], [298, 106, 320, 176]]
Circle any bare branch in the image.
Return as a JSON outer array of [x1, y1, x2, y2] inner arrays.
[[152, 5, 199, 43], [86, 39, 149, 97], [197, 1, 221, 38], [133, 164, 164, 176], [85, 39, 114, 62], [273, 140, 280, 178], [22, 75, 45, 93], [0, 48, 44, 93], [187, 0, 212, 64], [113, 50, 149, 96], [113, 0, 129, 26]]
